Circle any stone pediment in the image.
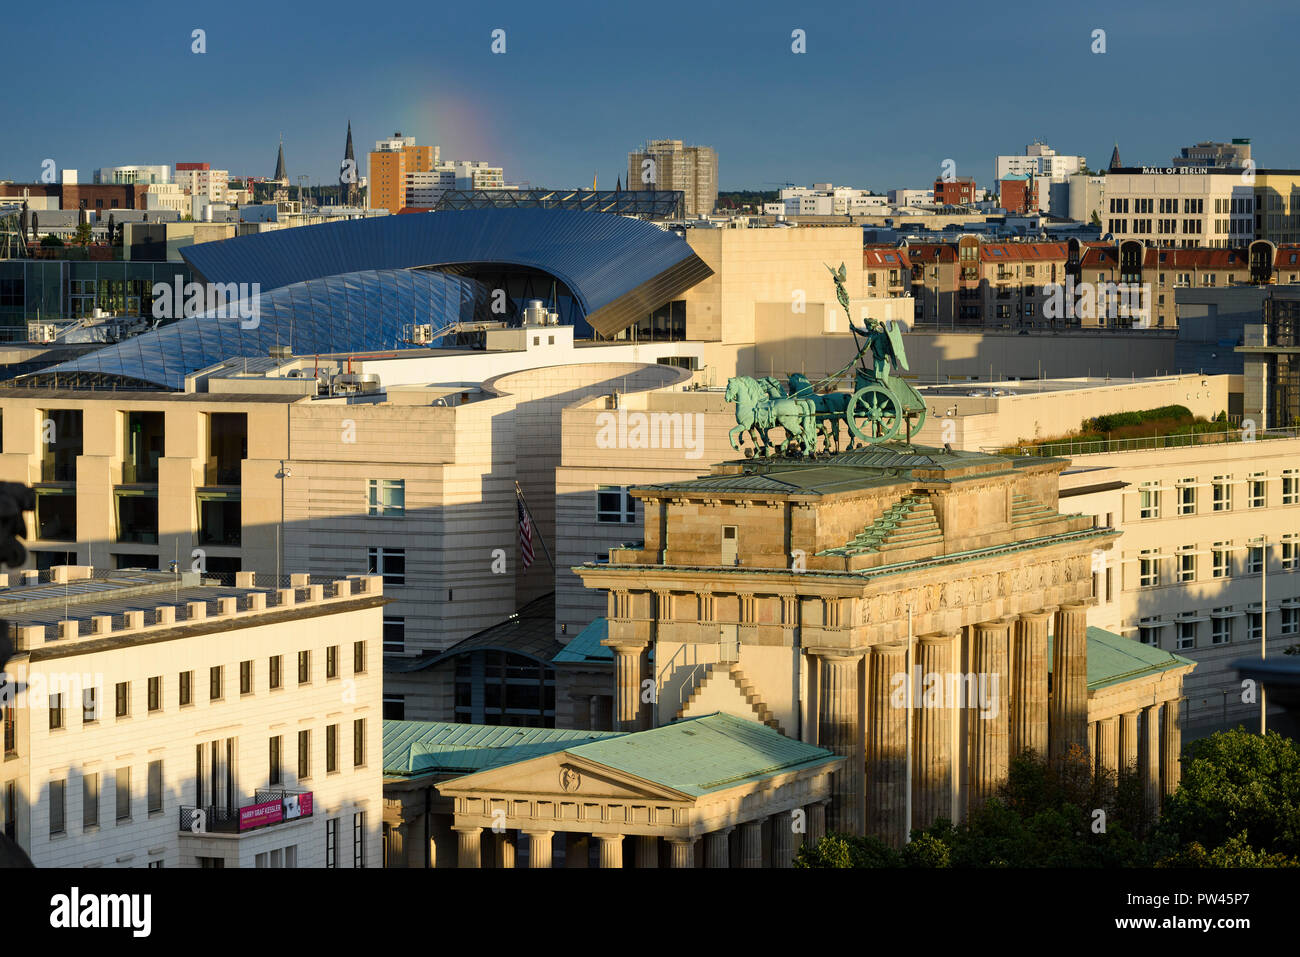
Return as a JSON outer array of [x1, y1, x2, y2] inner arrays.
[[437, 750, 691, 804]]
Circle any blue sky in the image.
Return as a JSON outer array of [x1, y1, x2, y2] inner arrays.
[[5, 0, 1295, 192]]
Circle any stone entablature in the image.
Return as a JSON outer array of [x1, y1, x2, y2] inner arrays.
[[588, 537, 1110, 650]]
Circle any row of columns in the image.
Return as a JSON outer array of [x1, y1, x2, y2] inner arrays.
[[449, 802, 829, 868], [1088, 698, 1182, 814], [809, 603, 1093, 844]]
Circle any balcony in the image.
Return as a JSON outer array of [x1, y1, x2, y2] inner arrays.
[[179, 789, 313, 836]]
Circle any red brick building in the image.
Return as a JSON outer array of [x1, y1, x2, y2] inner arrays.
[[933, 176, 978, 206], [999, 175, 1039, 214]]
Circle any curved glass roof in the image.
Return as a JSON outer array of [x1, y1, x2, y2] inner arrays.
[[23, 268, 489, 391], [180, 209, 712, 337]]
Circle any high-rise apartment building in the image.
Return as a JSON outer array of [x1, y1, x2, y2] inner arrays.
[[368, 133, 439, 212], [174, 163, 229, 204], [627, 140, 717, 217]]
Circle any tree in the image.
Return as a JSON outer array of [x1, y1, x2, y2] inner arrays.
[[1090, 210, 1102, 227], [1152, 729, 1300, 863], [72, 222, 93, 246], [39, 235, 63, 247]]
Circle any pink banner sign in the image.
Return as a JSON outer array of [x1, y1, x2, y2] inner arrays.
[[239, 799, 283, 831]]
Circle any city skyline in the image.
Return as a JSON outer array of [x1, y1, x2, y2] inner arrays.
[[3, 0, 1296, 192]]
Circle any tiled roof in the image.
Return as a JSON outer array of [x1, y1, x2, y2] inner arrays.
[[863, 247, 912, 268]]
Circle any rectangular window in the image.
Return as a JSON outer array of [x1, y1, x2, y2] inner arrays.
[[49, 780, 66, 836], [326, 818, 338, 868], [354, 812, 365, 868], [298, 651, 311, 684], [269, 736, 282, 787], [1282, 608, 1299, 637], [147, 760, 163, 813], [179, 671, 192, 707], [1139, 549, 1160, 588], [83, 686, 98, 724], [353, 641, 366, 674], [1177, 618, 1197, 650], [367, 547, 405, 585], [83, 773, 99, 829], [269, 655, 282, 690], [1179, 547, 1196, 583], [240, 659, 253, 695], [1248, 612, 1263, 643], [115, 681, 129, 717], [1212, 475, 1231, 511], [383, 695, 405, 720], [148, 676, 161, 712], [3, 698, 14, 755], [209, 665, 223, 701], [1138, 617, 1160, 647], [326, 646, 338, 679], [115, 766, 130, 822], [1282, 469, 1298, 505], [353, 718, 365, 767], [1249, 473, 1267, 508], [1212, 612, 1232, 646], [367, 479, 405, 517], [596, 486, 636, 524], [1247, 546, 1264, 575], [383, 617, 405, 654], [1178, 480, 1196, 515], [298, 729, 310, 780], [1212, 543, 1231, 578], [326, 724, 338, 773], [1282, 536, 1298, 572], [1139, 483, 1160, 519], [49, 693, 63, 731]]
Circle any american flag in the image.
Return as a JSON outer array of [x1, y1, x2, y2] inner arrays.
[[518, 495, 535, 570]]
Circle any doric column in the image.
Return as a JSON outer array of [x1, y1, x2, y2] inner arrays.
[[635, 835, 658, 868], [1142, 704, 1161, 817], [1097, 716, 1119, 778], [815, 650, 865, 835], [565, 832, 589, 868], [609, 640, 649, 732], [1011, 610, 1051, 759], [1161, 699, 1183, 797], [453, 826, 481, 869], [1120, 711, 1140, 780], [1050, 603, 1090, 764], [771, 812, 797, 868], [666, 838, 696, 868], [523, 830, 553, 868], [807, 800, 828, 845], [493, 830, 516, 868], [705, 828, 732, 868], [739, 820, 763, 868], [913, 631, 956, 831], [598, 834, 624, 868], [1087, 721, 1098, 770], [867, 642, 908, 846], [968, 619, 1011, 810]]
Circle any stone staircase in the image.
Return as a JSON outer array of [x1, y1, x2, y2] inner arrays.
[[1011, 493, 1059, 529], [675, 661, 786, 736], [829, 493, 943, 555]]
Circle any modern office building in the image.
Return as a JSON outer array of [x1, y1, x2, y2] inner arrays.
[[627, 140, 717, 217], [1061, 434, 1300, 738], [1102, 168, 1255, 248], [368, 133, 438, 213], [0, 567, 383, 867], [995, 141, 1086, 182], [1171, 139, 1252, 169], [94, 166, 170, 186]]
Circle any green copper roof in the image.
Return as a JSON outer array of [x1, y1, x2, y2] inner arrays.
[[552, 616, 613, 663], [564, 712, 839, 796], [1046, 627, 1196, 691], [383, 720, 620, 779]]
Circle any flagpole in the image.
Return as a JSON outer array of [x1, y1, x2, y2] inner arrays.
[[515, 481, 556, 571]]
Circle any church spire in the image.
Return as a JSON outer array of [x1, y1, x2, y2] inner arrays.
[[340, 121, 358, 205], [1108, 141, 1122, 170], [274, 134, 287, 184]]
